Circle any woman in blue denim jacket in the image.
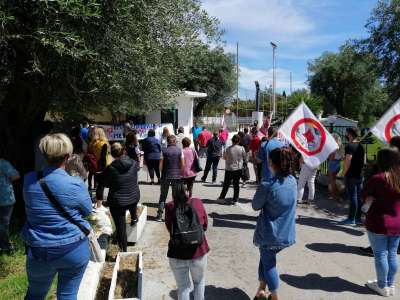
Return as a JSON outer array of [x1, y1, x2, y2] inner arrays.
[[22, 133, 92, 300], [252, 148, 297, 300]]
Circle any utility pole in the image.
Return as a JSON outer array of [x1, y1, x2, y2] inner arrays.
[[236, 42, 239, 129], [270, 42, 277, 120]]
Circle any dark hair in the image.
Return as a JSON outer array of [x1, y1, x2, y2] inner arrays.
[[167, 135, 177, 144], [202, 126, 206, 130], [148, 129, 155, 137], [213, 131, 219, 138], [126, 131, 138, 146], [377, 148, 400, 172], [232, 134, 240, 144], [244, 128, 249, 134], [111, 142, 124, 158], [261, 136, 268, 142], [269, 148, 293, 177], [268, 127, 278, 138], [390, 136, 400, 151], [172, 182, 189, 205], [182, 137, 191, 148], [346, 127, 358, 138], [178, 127, 184, 134]]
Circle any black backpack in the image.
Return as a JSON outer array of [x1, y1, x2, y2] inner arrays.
[[171, 200, 204, 248]]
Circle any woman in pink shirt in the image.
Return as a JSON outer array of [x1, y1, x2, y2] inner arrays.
[[182, 137, 198, 197]]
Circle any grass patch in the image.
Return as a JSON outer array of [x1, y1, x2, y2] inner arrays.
[[0, 231, 56, 300]]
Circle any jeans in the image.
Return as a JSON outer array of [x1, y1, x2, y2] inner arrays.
[[110, 203, 138, 252], [146, 159, 160, 181], [158, 179, 181, 214], [258, 248, 280, 293], [345, 177, 363, 221], [0, 204, 13, 250], [368, 231, 400, 288], [25, 238, 89, 300], [169, 254, 207, 300], [297, 165, 318, 201], [219, 170, 242, 202], [202, 156, 220, 182]]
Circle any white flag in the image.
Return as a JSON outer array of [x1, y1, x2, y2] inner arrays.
[[370, 98, 400, 143], [279, 102, 338, 168]]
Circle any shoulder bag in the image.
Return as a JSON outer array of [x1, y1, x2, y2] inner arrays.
[[38, 173, 103, 262]]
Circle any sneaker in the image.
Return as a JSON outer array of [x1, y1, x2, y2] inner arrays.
[[389, 285, 395, 296], [297, 199, 310, 205], [355, 219, 364, 226], [365, 280, 389, 297], [338, 219, 356, 226], [155, 213, 163, 222], [201, 178, 206, 183], [216, 198, 231, 205]]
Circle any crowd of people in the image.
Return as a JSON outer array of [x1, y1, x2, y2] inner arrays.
[[0, 119, 400, 300]]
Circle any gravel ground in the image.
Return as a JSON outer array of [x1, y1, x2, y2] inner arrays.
[[128, 158, 398, 300]]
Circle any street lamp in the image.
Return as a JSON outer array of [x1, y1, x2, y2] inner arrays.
[[270, 42, 277, 120]]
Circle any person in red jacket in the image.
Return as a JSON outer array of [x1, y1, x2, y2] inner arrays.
[[165, 183, 209, 300], [362, 147, 400, 297], [197, 127, 212, 158]]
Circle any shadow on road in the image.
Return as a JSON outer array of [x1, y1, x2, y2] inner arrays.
[[297, 215, 364, 237], [306, 243, 372, 256], [209, 212, 257, 222], [280, 273, 375, 295], [212, 218, 256, 230], [169, 285, 251, 300]]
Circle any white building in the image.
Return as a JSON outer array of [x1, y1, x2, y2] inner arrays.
[[146, 91, 207, 136]]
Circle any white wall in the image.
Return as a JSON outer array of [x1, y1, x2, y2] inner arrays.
[[175, 95, 193, 136]]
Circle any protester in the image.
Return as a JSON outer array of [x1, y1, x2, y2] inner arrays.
[[201, 131, 223, 184], [328, 133, 344, 200], [240, 127, 252, 153], [102, 143, 140, 252], [257, 127, 284, 182], [252, 147, 297, 300], [142, 129, 162, 185], [157, 135, 184, 221], [191, 120, 203, 154], [161, 127, 171, 150], [340, 128, 365, 225], [176, 126, 186, 149], [0, 149, 20, 255], [70, 126, 84, 155], [219, 127, 229, 149], [361, 147, 400, 297], [197, 127, 212, 158], [217, 134, 247, 205], [165, 183, 209, 300], [86, 126, 97, 191], [182, 137, 198, 197], [22, 133, 92, 300], [249, 128, 261, 184], [125, 131, 141, 162], [297, 157, 318, 205], [92, 127, 111, 209], [80, 121, 89, 142], [65, 154, 88, 181]]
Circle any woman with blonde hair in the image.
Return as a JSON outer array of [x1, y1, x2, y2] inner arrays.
[[22, 133, 92, 299], [328, 133, 344, 200], [92, 127, 111, 209]]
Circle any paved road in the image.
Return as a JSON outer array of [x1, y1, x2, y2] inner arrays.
[[130, 159, 397, 300]]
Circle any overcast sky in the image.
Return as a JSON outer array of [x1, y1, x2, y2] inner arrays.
[[201, 0, 378, 99]]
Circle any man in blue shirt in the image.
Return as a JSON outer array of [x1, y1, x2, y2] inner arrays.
[[191, 119, 202, 153], [257, 127, 284, 181]]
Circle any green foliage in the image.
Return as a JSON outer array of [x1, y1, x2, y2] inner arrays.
[[180, 45, 236, 115], [287, 89, 323, 115], [0, 0, 223, 120], [365, 0, 400, 101], [308, 44, 389, 126]]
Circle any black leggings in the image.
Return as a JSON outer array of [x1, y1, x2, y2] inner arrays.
[[146, 159, 160, 181], [219, 170, 242, 202], [184, 176, 196, 197], [110, 203, 138, 252]]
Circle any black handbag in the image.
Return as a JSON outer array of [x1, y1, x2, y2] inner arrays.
[[192, 149, 203, 172]]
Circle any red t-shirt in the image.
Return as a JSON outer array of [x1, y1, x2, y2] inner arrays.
[[165, 198, 210, 259], [362, 173, 400, 235], [249, 136, 261, 153], [197, 130, 212, 147]]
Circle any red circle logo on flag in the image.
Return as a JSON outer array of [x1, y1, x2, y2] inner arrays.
[[384, 114, 400, 142], [291, 118, 327, 156]]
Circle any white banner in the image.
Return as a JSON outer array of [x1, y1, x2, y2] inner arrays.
[[370, 98, 400, 143], [279, 102, 338, 168]]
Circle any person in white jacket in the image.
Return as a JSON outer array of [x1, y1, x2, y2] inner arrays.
[[297, 156, 318, 205]]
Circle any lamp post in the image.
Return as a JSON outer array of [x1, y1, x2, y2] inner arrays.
[[270, 42, 277, 119]]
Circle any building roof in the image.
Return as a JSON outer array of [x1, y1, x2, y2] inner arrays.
[[181, 91, 207, 98]]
